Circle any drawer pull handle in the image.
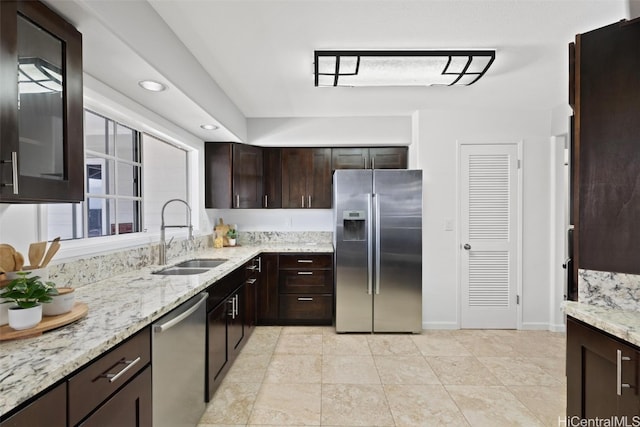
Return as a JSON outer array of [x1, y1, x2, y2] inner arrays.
[[297, 271, 313, 275], [247, 265, 257, 271], [99, 356, 142, 383], [297, 260, 313, 263], [298, 297, 314, 301], [246, 278, 257, 284], [617, 349, 632, 396]]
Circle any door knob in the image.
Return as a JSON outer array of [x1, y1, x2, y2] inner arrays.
[[464, 243, 471, 250]]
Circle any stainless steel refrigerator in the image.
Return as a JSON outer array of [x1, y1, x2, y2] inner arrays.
[[333, 169, 422, 333]]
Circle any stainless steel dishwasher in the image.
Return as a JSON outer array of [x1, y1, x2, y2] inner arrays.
[[152, 292, 208, 427]]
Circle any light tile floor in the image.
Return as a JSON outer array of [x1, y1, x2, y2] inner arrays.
[[198, 326, 566, 427]]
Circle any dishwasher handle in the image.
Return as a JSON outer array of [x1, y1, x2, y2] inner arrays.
[[153, 292, 208, 333]]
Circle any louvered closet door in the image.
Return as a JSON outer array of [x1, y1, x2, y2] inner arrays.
[[460, 143, 519, 329]]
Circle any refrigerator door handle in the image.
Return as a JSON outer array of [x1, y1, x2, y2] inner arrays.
[[367, 193, 373, 295], [374, 194, 381, 295]]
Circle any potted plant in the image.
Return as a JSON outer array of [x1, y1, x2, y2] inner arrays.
[[0, 272, 58, 330], [226, 228, 238, 246]]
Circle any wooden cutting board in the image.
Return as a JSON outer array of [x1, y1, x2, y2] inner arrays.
[[0, 302, 88, 341]]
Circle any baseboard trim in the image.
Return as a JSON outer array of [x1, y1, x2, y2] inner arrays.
[[422, 321, 459, 330]]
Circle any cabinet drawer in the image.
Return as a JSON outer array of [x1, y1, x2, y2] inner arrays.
[[279, 294, 332, 321], [68, 327, 151, 426], [279, 254, 332, 269], [279, 269, 333, 294]]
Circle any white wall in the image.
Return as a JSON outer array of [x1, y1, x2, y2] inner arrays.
[[417, 108, 553, 330], [248, 116, 412, 147]]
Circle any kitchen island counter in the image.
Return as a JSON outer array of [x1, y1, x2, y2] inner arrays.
[[0, 242, 333, 417]]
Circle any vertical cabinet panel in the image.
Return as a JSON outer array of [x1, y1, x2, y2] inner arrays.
[[233, 144, 263, 208], [263, 148, 282, 208], [256, 254, 279, 324], [308, 148, 332, 208], [576, 19, 640, 274]]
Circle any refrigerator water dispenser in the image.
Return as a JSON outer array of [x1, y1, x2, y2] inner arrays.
[[343, 210, 365, 241]]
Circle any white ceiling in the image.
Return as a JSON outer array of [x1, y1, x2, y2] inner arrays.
[[46, 0, 630, 141]]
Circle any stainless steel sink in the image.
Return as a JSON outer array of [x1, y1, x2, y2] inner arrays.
[[153, 267, 210, 275], [174, 259, 228, 268]]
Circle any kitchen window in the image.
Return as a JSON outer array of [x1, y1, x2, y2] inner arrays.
[[46, 110, 189, 241]]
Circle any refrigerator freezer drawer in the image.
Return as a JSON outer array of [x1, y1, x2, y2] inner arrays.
[[279, 269, 333, 294], [279, 294, 333, 322]]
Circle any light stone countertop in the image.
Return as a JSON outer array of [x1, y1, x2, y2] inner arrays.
[[563, 301, 640, 348], [0, 243, 333, 417]]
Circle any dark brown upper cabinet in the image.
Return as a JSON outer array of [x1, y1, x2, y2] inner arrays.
[[205, 142, 264, 208], [0, 0, 84, 203], [332, 147, 408, 170], [263, 147, 281, 208], [573, 18, 640, 275], [281, 148, 331, 208]]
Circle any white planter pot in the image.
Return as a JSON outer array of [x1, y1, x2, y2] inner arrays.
[[228, 238, 237, 246], [8, 305, 42, 330]]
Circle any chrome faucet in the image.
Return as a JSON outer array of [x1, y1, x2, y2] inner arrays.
[[159, 198, 193, 265]]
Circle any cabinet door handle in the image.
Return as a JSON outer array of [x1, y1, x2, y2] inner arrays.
[[256, 256, 262, 272], [297, 297, 314, 301], [301, 195, 305, 208], [297, 271, 313, 275], [308, 195, 312, 208], [2, 152, 19, 194], [363, 157, 367, 169], [371, 157, 375, 169], [617, 349, 632, 396], [264, 194, 268, 208], [246, 265, 257, 271], [246, 278, 257, 284], [236, 194, 240, 208], [297, 259, 313, 263], [229, 296, 236, 318], [98, 356, 142, 383]]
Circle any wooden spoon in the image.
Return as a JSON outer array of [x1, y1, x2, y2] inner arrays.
[[28, 241, 47, 268], [40, 237, 61, 268]]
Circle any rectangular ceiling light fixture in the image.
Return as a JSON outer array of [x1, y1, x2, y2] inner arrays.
[[18, 57, 63, 94], [314, 50, 495, 87]]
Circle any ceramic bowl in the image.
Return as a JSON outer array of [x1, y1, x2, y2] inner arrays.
[[43, 287, 75, 316]]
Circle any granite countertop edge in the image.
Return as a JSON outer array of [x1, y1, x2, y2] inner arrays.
[[0, 242, 333, 416], [562, 300, 640, 347]]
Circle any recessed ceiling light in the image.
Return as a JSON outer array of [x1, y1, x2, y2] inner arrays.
[[200, 124, 219, 130], [138, 80, 167, 92]]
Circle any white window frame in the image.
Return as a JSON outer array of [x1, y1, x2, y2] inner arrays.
[[38, 82, 202, 261]]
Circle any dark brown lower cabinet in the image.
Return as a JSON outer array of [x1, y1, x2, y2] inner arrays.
[[0, 382, 67, 427], [206, 262, 255, 401], [256, 254, 279, 325], [79, 366, 152, 427], [567, 316, 640, 418]]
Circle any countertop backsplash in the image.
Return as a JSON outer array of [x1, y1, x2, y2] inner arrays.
[[578, 268, 640, 311], [47, 231, 333, 289]]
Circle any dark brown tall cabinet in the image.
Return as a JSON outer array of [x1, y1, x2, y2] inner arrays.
[[332, 147, 408, 170], [571, 18, 640, 276], [281, 148, 332, 208], [0, 0, 84, 202], [205, 143, 264, 208], [567, 317, 640, 418]]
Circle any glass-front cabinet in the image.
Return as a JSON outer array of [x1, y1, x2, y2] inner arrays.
[[0, 0, 83, 202]]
